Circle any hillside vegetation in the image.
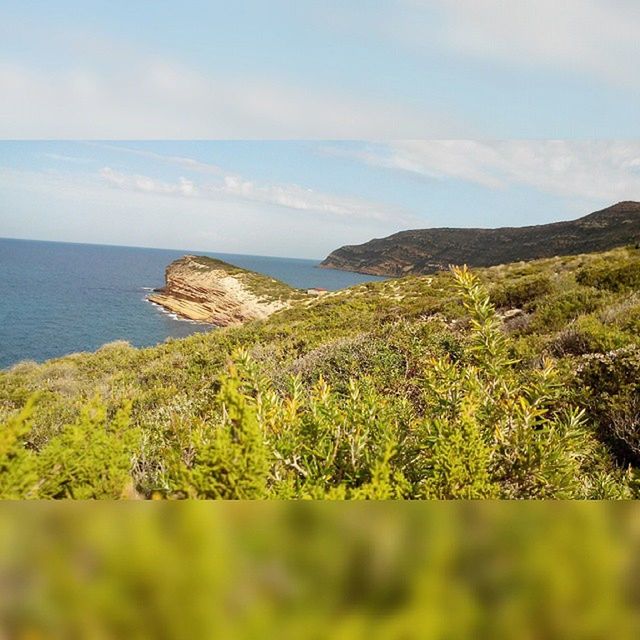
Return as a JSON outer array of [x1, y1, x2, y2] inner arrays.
[[321, 201, 640, 276], [184, 255, 308, 302], [2, 246, 640, 499]]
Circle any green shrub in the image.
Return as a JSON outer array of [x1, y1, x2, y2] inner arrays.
[[490, 274, 553, 309], [577, 259, 640, 292], [548, 315, 631, 356], [574, 347, 640, 466], [417, 358, 498, 499], [0, 397, 138, 499], [617, 303, 640, 334], [529, 287, 608, 333], [0, 395, 39, 499], [414, 267, 611, 499], [172, 364, 271, 499], [2, 246, 639, 499], [35, 399, 138, 499]]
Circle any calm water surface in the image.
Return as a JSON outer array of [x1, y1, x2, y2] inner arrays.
[[0, 238, 385, 369]]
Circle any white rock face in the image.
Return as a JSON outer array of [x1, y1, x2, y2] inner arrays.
[[148, 255, 292, 326]]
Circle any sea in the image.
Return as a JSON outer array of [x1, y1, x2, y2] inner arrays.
[[0, 238, 385, 369]]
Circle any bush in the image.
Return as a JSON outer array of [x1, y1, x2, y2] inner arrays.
[[548, 315, 631, 356], [577, 259, 640, 293], [2, 247, 638, 500], [0, 396, 39, 498], [173, 365, 271, 499], [0, 397, 138, 499], [617, 303, 640, 334], [529, 287, 608, 333], [162, 266, 624, 499], [490, 274, 553, 309], [163, 352, 413, 499], [574, 347, 640, 466], [415, 267, 610, 499]]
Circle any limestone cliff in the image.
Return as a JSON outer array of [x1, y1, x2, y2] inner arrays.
[[148, 255, 304, 326]]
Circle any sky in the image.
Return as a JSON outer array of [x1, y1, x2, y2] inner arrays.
[[2, 140, 640, 258], [2, 3, 640, 257], [2, 1, 640, 138]]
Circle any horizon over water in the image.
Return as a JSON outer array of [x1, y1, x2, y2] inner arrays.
[[0, 237, 385, 369]]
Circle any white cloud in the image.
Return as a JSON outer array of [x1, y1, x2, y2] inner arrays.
[[215, 174, 396, 220], [39, 153, 93, 164], [406, 0, 640, 87], [100, 167, 198, 198], [98, 164, 406, 223], [0, 164, 407, 258], [90, 144, 226, 176], [0, 56, 463, 138], [340, 140, 640, 203], [2, 2, 639, 139]]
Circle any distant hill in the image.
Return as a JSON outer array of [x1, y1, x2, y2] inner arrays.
[[321, 201, 640, 276]]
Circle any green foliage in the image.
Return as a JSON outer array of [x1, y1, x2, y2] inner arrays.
[[577, 256, 640, 292], [574, 347, 640, 467], [2, 503, 640, 638], [414, 267, 609, 499], [2, 246, 639, 499], [0, 395, 39, 498], [548, 314, 631, 356], [490, 273, 553, 309], [35, 399, 138, 499], [530, 286, 608, 332], [418, 360, 498, 499], [614, 300, 640, 334], [165, 353, 411, 499], [175, 362, 271, 499], [0, 397, 137, 499]]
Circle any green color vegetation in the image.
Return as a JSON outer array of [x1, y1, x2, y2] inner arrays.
[[190, 255, 308, 302], [2, 502, 640, 638], [2, 246, 640, 499]]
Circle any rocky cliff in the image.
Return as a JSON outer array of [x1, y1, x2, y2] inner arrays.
[[321, 201, 640, 277], [148, 255, 303, 325]]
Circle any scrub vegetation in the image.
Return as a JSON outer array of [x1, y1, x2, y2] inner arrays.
[[190, 255, 309, 302], [2, 246, 640, 499]]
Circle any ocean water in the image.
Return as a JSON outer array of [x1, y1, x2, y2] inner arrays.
[[0, 238, 385, 369]]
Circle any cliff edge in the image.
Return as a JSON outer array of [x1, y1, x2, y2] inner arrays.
[[148, 255, 304, 325]]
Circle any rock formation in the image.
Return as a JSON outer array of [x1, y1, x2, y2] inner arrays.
[[148, 255, 302, 326]]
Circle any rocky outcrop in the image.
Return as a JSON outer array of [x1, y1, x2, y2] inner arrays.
[[148, 255, 300, 326], [321, 201, 640, 277]]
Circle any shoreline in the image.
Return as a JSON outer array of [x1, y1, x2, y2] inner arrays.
[[145, 296, 213, 326]]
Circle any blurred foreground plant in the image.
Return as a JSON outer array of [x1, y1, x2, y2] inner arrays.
[[1, 502, 639, 639]]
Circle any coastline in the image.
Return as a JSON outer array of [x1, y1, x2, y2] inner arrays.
[[145, 296, 212, 326], [146, 255, 301, 326], [0, 239, 384, 369]]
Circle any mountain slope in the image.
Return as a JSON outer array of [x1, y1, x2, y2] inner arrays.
[[321, 201, 640, 276]]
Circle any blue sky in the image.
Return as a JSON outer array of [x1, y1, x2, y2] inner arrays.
[[2, 140, 640, 258], [2, 4, 640, 257], [2, 1, 640, 137]]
